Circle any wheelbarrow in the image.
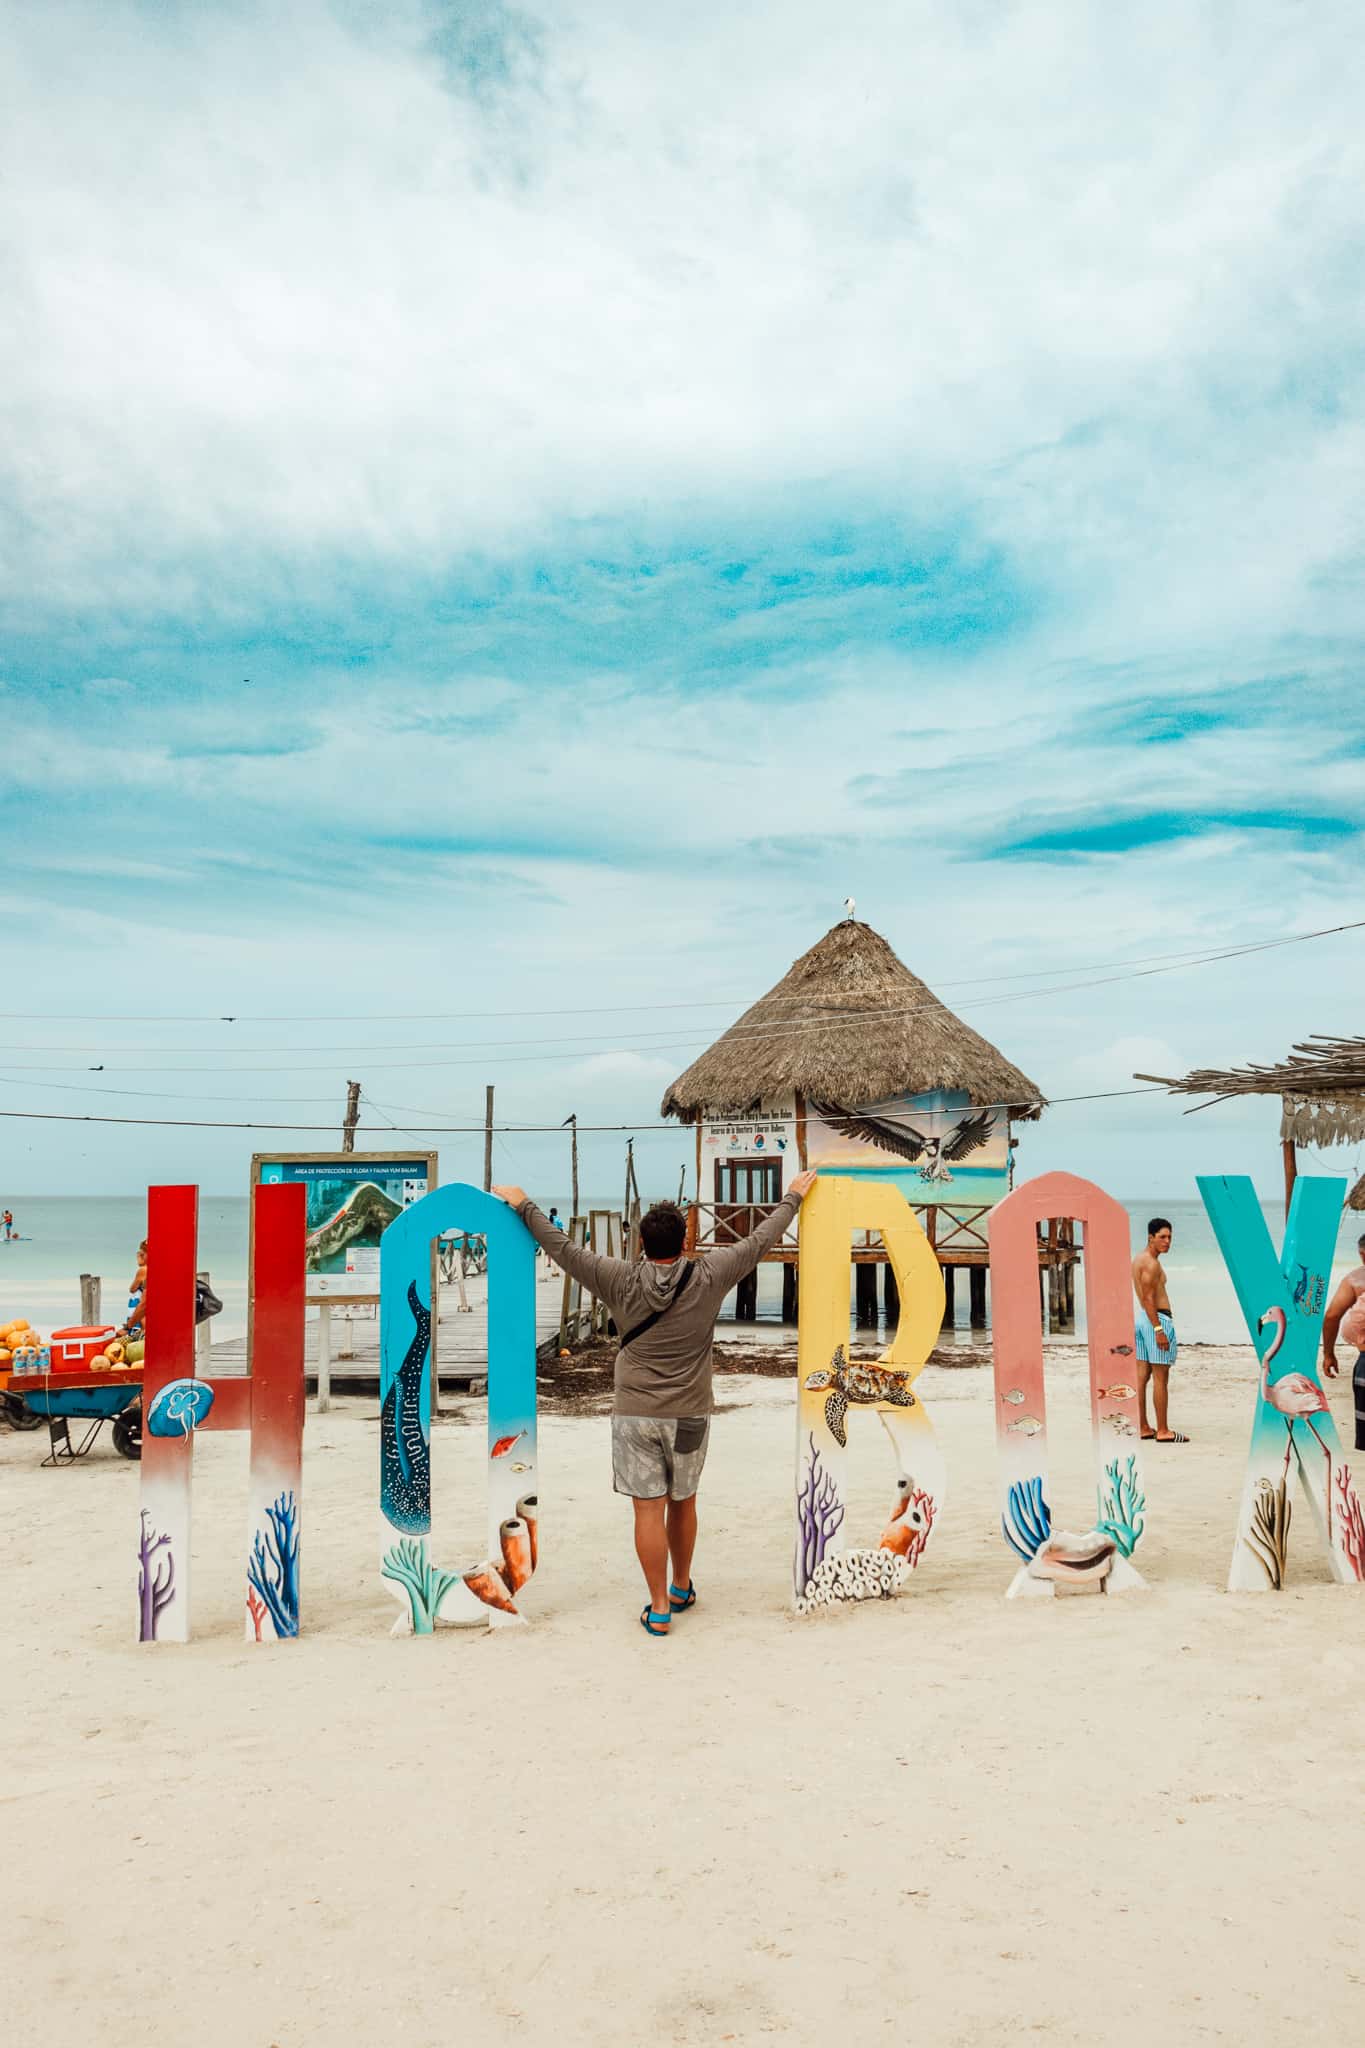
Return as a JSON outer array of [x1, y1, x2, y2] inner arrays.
[[2, 1370, 143, 1464]]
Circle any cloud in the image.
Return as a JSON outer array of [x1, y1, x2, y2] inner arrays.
[[988, 807, 1359, 860], [2, 1, 1363, 1199]]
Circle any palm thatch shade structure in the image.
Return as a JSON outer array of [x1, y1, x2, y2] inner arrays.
[[661, 920, 1045, 1120], [1136, 1035, 1365, 1209]]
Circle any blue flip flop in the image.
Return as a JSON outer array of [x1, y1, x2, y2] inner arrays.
[[640, 1606, 671, 1636], [668, 1581, 697, 1613]]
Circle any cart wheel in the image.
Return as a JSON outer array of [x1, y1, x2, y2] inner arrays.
[[112, 1412, 142, 1461], [1, 1391, 44, 1432]]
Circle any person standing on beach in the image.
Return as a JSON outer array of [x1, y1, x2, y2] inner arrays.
[[2, 1209, 13, 1240], [1321, 1232, 1365, 1451], [492, 1169, 818, 1635], [1133, 1217, 1186, 1443]]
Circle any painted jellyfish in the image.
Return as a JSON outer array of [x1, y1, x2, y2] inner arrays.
[[147, 1378, 216, 1439]]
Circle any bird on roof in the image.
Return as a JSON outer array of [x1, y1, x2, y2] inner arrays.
[[843, 896, 856, 920]]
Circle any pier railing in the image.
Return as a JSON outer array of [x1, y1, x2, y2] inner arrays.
[[686, 1199, 996, 1261]]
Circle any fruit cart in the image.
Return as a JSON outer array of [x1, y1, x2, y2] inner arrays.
[[4, 1369, 143, 1463], [1, 1331, 144, 1463]]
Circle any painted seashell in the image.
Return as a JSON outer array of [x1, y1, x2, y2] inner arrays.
[[462, 1562, 519, 1614], [147, 1378, 215, 1438], [516, 1493, 538, 1569], [498, 1517, 535, 1591], [1026, 1529, 1116, 1585]]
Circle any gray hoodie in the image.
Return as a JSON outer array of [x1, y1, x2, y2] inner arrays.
[[517, 1191, 802, 1418]]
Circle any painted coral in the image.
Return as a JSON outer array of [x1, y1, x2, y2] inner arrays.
[[247, 1490, 300, 1638], [795, 1433, 845, 1594], [382, 1536, 461, 1633], [137, 1509, 175, 1642], [1096, 1455, 1146, 1558]]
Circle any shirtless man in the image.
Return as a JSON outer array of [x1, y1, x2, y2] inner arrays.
[[1321, 1232, 1365, 1452], [1133, 1216, 1186, 1443]]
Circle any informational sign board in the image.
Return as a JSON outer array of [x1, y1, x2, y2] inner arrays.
[[250, 1151, 438, 1304]]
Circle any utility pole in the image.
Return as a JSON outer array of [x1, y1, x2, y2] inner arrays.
[[563, 1114, 579, 1222], [341, 1080, 361, 1153], [483, 1085, 495, 1191]]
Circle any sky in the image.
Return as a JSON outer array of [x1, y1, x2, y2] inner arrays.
[[2, 0, 1363, 1205]]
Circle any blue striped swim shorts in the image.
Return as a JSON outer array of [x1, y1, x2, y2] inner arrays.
[[1135, 1310, 1177, 1367]]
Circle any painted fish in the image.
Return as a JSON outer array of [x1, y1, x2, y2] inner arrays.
[[1109, 1343, 1134, 1357], [490, 1431, 527, 1459], [1003, 1388, 1027, 1405], [509, 1461, 531, 1473], [1097, 1384, 1137, 1401], [1006, 1416, 1044, 1436]]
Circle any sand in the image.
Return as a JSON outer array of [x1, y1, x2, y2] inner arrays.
[[5, 1342, 1365, 2047]]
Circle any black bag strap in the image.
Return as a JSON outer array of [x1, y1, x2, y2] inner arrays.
[[619, 1260, 697, 1349]]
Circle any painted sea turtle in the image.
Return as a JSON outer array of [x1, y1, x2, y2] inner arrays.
[[803, 1343, 915, 1447]]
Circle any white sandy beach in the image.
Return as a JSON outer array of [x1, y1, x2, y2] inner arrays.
[[6, 1342, 1365, 2047]]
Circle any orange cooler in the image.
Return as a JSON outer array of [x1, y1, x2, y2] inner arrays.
[[49, 1326, 118, 1370]]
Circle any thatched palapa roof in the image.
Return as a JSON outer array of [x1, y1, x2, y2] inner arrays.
[[1136, 1035, 1365, 1150], [661, 920, 1045, 1121]]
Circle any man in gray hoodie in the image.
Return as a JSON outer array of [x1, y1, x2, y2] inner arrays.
[[493, 1169, 817, 1635]]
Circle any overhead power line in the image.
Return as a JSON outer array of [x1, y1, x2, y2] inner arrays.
[[0, 917, 1359, 1081], [0, 916, 1358, 1029], [0, 1085, 1166, 1134]]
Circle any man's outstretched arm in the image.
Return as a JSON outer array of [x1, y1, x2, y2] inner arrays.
[[491, 1186, 621, 1302], [704, 1169, 817, 1292]]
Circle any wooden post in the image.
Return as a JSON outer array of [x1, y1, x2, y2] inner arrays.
[[794, 1090, 808, 1170], [735, 1269, 759, 1322], [781, 1260, 798, 1323], [1046, 1219, 1062, 1330], [483, 1085, 495, 1192], [883, 1261, 900, 1324], [341, 1080, 361, 1153], [316, 1301, 332, 1413], [623, 1140, 634, 1257], [79, 1273, 101, 1325], [941, 1262, 956, 1329], [855, 1261, 879, 1327], [969, 1265, 987, 1329], [563, 1114, 579, 1222], [1283, 1138, 1298, 1209]]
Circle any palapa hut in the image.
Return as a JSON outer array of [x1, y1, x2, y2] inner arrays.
[[661, 918, 1046, 1323], [1139, 1035, 1365, 1209]]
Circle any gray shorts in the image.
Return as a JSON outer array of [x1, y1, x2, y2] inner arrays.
[[612, 1415, 711, 1500]]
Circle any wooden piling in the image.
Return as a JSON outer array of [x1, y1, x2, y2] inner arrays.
[[781, 1262, 798, 1324], [855, 1262, 879, 1326], [79, 1273, 101, 1325], [735, 1270, 759, 1322], [969, 1265, 987, 1329], [941, 1262, 956, 1329], [883, 1262, 900, 1324]]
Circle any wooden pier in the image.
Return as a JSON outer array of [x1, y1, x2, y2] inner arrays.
[[690, 1199, 1080, 1333], [205, 1257, 566, 1404]]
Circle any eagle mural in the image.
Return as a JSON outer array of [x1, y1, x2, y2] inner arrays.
[[807, 1099, 997, 1184]]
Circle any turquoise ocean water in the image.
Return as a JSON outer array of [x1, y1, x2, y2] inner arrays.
[[1, 1189, 1361, 1345]]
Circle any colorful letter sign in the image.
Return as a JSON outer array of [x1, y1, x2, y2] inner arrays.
[[793, 1176, 945, 1611], [988, 1172, 1147, 1598], [139, 1182, 306, 1643], [1201, 1173, 1365, 1590], [378, 1183, 539, 1631]]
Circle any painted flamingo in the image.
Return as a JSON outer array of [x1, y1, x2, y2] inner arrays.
[[1259, 1307, 1333, 1543]]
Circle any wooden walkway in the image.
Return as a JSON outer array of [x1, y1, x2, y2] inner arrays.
[[204, 1260, 566, 1404]]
